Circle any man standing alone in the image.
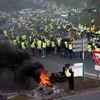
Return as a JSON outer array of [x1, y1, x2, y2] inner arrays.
[[65, 64, 74, 93]]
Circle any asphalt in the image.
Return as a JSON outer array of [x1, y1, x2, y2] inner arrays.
[[55, 89, 100, 100]]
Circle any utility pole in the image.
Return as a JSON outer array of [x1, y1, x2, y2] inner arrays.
[[82, 34, 85, 80]]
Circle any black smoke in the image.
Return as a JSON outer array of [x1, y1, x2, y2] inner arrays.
[[0, 40, 45, 86], [17, 61, 45, 83], [0, 40, 31, 69]]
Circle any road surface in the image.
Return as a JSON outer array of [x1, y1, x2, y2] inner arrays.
[[55, 90, 100, 100]]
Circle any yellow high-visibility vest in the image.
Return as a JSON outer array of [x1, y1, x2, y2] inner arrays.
[[65, 69, 71, 77], [69, 43, 73, 50], [22, 34, 26, 40], [95, 47, 100, 51], [87, 45, 91, 52], [46, 39, 50, 47], [57, 39, 61, 46], [51, 41, 55, 47], [12, 39, 17, 45], [37, 40, 42, 46], [95, 30, 100, 35], [31, 42, 35, 48], [64, 41, 68, 48], [42, 42, 46, 48], [21, 42, 26, 49], [86, 27, 90, 32]]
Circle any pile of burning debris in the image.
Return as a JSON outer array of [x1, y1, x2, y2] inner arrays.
[[6, 73, 65, 100], [22, 71, 65, 100], [8, 71, 66, 100], [18, 84, 64, 100]]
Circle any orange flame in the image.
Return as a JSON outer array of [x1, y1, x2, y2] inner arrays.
[[39, 71, 52, 87]]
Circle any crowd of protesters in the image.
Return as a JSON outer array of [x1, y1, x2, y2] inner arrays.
[[0, 9, 100, 59]]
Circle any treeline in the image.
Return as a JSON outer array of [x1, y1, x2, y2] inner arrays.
[[0, 0, 42, 11], [53, 0, 100, 8], [0, 0, 100, 11]]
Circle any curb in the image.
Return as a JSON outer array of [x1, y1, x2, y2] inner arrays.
[[53, 86, 100, 100]]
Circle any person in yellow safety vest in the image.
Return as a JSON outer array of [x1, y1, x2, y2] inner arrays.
[[57, 36, 61, 54], [86, 26, 91, 41], [21, 41, 26, 50], [68, 41, 74, 58], [22, 34, 26, 40], [16, 36, 20, 43], [12, 39, 17, 46], [91, 25, 96, 33], [51, 39, 56, 55], [77, 32, 82, 39], [95, 45, 100, 51], [30, 40, 35, 56], [24, 39, 28, 49], [75, 32, 81, 39], [46, 38, 50, 55], [90, 24, 96, 37], [16, 36, 20, 47], [37, 39, 42, 55], [65, 64, 74, 91], [87, 43, 92, 59], [42, 39, 47, 58], [64, 40, 69, 57]]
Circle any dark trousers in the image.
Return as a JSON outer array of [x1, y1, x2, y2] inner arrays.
[[69, 50, 74, 58], [46, 46, 50, 55], [68, 77, 74, 90], [31, 48, 35, 56]]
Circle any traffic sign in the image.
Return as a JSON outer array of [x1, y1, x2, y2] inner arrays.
[[72, 38, 88, 52], [95, 65, 100, 71], [92, 50, 100, 65]]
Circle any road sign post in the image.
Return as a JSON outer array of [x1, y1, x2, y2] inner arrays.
[[94, 64, 100, 83], [73, 38, 87, 80], [82, 37, 85, 80]]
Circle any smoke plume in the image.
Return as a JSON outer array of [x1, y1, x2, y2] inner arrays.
[[0, 40, 45, 85]]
